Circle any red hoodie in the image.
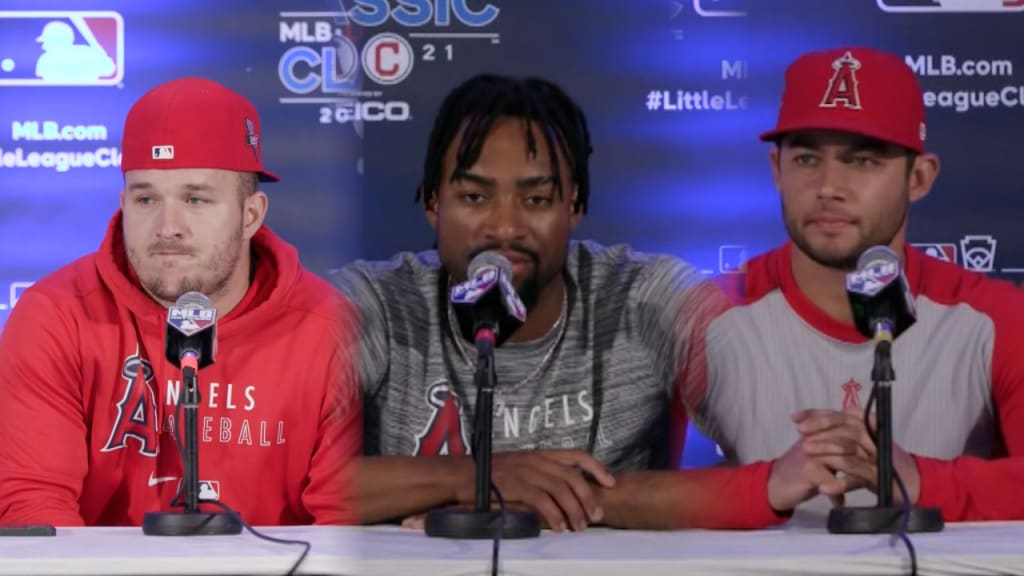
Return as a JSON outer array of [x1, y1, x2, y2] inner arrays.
[[0, 212, 361, 526]]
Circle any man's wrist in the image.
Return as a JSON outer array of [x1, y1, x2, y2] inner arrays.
[[446, 456, 476, 505]]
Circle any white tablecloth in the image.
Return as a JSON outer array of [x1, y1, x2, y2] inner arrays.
[[2, 522, 1024, 575]]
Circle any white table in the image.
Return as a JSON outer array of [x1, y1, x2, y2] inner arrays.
[[1, 522, 1023, 575]]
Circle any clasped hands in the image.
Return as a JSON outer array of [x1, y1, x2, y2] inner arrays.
[[400, 408, 924, 532], [767, 407, 921, 513], [402, 449, 616, 533]]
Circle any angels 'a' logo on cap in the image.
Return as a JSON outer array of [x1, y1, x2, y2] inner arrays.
[[244, 118, 259, 160], [820, 51, 863, 110]]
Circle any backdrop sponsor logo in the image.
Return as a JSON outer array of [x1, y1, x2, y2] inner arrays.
[[0, 11, 124, 87], [278, 1, 501, 132], [879, 0, 1024, 13]]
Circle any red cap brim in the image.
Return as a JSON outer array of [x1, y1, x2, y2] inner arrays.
[[759, 117, 924, 153]]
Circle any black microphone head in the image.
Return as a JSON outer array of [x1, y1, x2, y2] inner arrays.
[[165, 291, 217, 369], [846, 246, 916, 340]]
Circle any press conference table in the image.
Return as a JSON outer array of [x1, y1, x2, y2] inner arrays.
[[2, 521, 1024, 576]]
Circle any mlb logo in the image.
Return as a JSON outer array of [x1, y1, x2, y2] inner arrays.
[[846, 261, 898, 296], [912, 243, 957, 264], [878, 0, 1024, 12], [168, 307, 216, 337], [0, 11, 124, 87], [198, 480, 221, 501], [152, 146, 174, 160], [450, 266, 498, 305]]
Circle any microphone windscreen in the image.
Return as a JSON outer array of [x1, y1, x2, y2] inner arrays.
[[175, 291, 213, 310], [468, 251, 513, 281], [857, 245, 900, 271]]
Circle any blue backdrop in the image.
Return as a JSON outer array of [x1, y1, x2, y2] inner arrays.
[[3, 0, 1022, 468]]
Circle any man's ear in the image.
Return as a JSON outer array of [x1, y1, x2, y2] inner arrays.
[[423, 186, 438, 231], [769, 147, 782, 195], [908, 153, 940, 205], [242, 191, 269, 240], [569, 185, 583, 231]]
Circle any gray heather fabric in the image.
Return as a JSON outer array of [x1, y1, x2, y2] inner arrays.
[[330, 240, 716, 473]]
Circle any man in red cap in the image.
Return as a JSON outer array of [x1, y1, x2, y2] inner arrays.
[[0, 78, 361, 527], [691, 46, 1024, 523]]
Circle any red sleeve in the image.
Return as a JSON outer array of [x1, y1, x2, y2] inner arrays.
[[301, 298, 363, 525], [678, 462, 788, 529], [914, 281, 1024, 521], [0, 290, 87, 526]]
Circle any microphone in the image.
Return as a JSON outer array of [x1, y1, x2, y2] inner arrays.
[[165, 291, 217, 370], [828, 245, 943, 536], [845, 246, 916, 343], [426, 251, 540, 541], [142, 291, 241, 537], [449, 251, 526, 348]]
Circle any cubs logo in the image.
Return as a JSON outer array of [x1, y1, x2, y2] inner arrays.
[[101, 345, 159, 456], [412, 380, 469, 456]]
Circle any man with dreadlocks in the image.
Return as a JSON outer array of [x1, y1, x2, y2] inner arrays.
[[331, 74, 784, 532]]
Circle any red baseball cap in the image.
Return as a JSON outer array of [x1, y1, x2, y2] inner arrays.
[[760, 47, 926, 153], [121, 77, 280, 182]]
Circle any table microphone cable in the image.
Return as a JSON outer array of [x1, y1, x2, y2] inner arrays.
[[470, 422, 506, 576], [488, 481, 507, 576], [166, 401, 312, 576], [863, 386, 917, 576]]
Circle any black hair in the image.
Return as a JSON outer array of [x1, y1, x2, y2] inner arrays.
[[415, 73, 593, 214]]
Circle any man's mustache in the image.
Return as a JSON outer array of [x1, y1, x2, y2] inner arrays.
[[468, 242, 539, 266]]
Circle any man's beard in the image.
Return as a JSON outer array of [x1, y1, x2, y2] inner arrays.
[[513, 272, 541, 311], [784, 195, 908, 271], [132, 230, 243, 304], [144, 271, 232, 304]]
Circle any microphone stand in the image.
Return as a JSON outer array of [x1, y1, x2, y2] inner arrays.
[[143, 360, 242, 536], [425, 328, 541, 539], [828, 334, 944, 534]]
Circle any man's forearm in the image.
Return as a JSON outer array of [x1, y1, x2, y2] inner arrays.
[[357, 455, 470, 524], [598, 463, 785, 530], [598, 470, 684, 530]]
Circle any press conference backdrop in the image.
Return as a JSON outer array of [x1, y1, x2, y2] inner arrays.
[[2, 0, 1023, 470]]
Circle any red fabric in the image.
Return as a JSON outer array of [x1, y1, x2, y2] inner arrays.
[[0, 211, 361, 526], [760, 46, 927, 153], [120, 77, 279, 182]]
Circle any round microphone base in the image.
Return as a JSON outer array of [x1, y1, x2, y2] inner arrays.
[[827, 505, 944, 534], [142, 511, 243, 536], [425, 506, 541, 540]]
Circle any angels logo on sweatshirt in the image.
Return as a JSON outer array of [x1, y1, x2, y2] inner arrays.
[[101, 345, 159, 456], [412, 380, 468, 456]]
